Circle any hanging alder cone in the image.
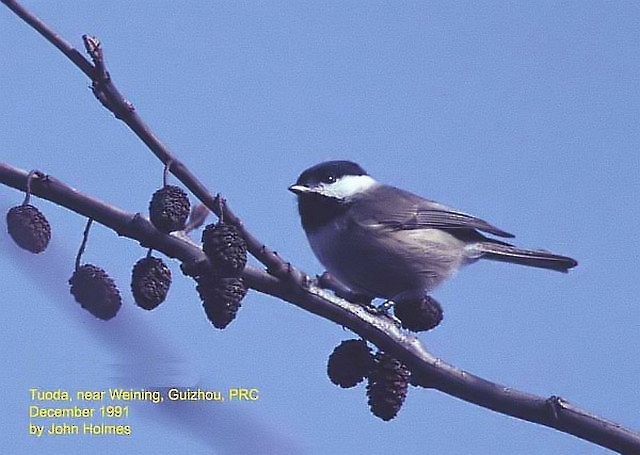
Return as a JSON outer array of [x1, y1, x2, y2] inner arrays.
[[69, 264, 122, 320], [366, 352, 410, 421], [6, 204, 51, 253], [327, 339, 374, 388], [201, 222, 247, 277], [394, 296, 443, 332], [196, 275, 247, 329], [131, 256, 172, 310], [148, 185, 190, 233]]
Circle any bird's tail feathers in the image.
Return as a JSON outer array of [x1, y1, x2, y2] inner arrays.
[[474, 242, 578, 273]]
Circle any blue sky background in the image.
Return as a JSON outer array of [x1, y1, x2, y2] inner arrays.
[[1, 1, 638, 454]]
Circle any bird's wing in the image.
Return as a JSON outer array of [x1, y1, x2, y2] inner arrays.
[[360, 185, 515, 238]]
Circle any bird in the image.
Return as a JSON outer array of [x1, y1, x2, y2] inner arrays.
[[289, 160, 577, 302]]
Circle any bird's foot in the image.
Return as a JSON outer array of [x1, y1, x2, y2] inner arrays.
[[364, 300, 403, 327]]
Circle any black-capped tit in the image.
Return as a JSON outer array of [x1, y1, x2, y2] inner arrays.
[[289, 160, 577, 302]]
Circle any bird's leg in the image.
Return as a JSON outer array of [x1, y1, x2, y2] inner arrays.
[[364, 300, 403, 327], [315, 272, 374, 305], [375, 300, 395, 313]]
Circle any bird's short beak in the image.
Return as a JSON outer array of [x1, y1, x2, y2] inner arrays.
[[288, 184, 311, 195]]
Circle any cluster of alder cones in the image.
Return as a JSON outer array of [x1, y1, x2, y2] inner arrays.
[[6, 182, 443, 421], [326, 295, 441, 422], [6, 184, 248, 329]]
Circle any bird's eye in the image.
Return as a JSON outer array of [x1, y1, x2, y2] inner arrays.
[[324, 174, 337, 184]]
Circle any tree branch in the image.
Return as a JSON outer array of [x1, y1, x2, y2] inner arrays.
[[2, 166, 639, 455], [2, 1, 639, 452]]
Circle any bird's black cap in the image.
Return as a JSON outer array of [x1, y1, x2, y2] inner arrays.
[[295, 160, 367, 186]]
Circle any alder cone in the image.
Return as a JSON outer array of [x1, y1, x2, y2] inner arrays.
[[366, 352, 410, 421], [149, 185, 190, 233], [327, 339, 373, 388], [201, 222, 247, 277], [196, 275, 247, 329], [69, 264, 122, 320], [131, 256, 172, 310], [394, 296, 443, 332], [6, 204, 51, 253]]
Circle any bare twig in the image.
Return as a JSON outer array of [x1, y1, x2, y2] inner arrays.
[[3, 0, 299, 284], [22, 170, 42, 205], [317, 271, 374, 305], [74, 217, 93, 271], [2, 1, 639, 452], [162, 160, 173, 188], [2, 0, 94, 77]]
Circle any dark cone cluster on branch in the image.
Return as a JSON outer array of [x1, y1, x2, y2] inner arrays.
[[131, 256, 172, 310], [394, 295, 443, 332], [201, 222, 247, 277], [196, 275, 247, 329], [193, 220, 248, 328], [69, 264, 122, 320], [149, 185, 190, 233], [366, 352, 411, 421], [327, 339, 373, 388], [6, 204, 51, 253]]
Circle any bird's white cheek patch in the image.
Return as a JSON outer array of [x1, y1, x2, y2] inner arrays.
[[322, 175, 377, 199]]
